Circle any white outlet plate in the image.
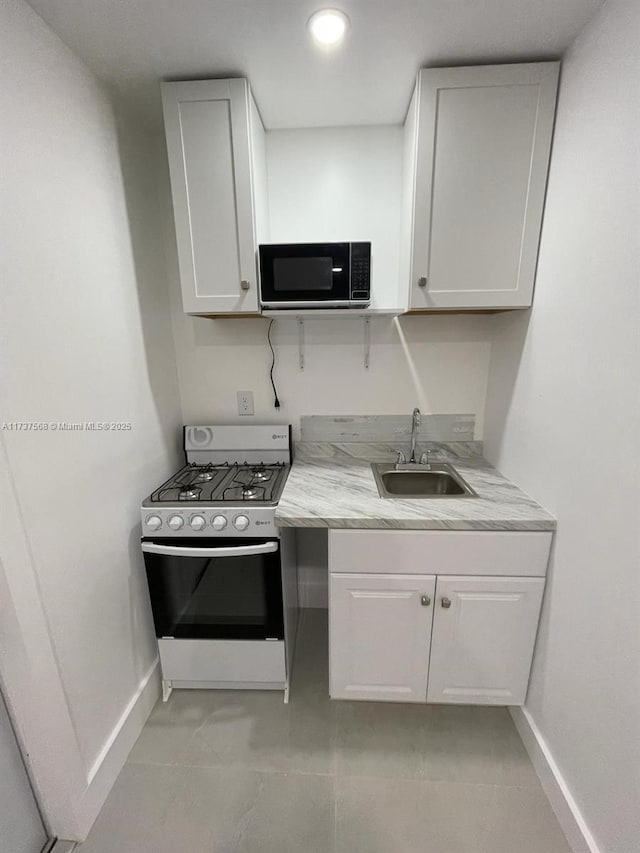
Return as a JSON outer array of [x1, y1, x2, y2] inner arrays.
[[237, 391, 254, 416]]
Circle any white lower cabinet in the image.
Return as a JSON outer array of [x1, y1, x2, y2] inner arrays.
[[426, 576, 545, 705], [328, 530, 550, 706], [330, 573, 436, 702]]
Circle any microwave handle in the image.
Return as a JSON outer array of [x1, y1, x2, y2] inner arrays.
[[141, 542, 278, 558]]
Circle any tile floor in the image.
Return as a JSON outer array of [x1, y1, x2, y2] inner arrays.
[[77, 609, 570, 852]]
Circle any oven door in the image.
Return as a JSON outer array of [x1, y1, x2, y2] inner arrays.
[[141, 538, 284, 640], [259, 242, 351, 307]]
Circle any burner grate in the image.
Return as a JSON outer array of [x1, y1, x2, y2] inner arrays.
[[149, 461, 288, 505], [220, 464, 285, 503], [151, 463, 231, 503], [222, 484, 267, 502]]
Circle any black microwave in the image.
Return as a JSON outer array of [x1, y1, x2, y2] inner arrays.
[[258, 242, 371, 309]]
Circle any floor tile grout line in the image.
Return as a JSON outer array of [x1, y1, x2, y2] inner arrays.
[[125, 759, 336, 777], [125, 758, 542, 791], [330, 774, 542, 790]]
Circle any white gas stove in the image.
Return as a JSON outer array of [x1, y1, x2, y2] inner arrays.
[[141, 424, 292, 538], [140, 425, 297, 702]]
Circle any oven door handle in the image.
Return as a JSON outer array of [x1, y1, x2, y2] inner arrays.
[[141, 542, 279, 558]]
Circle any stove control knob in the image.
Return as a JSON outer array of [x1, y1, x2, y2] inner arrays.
[[190, 515, 206, 531], [233, 514, 250, 531], [211, 515, 227, 531], [146, 515, 162, 531], [168, 515, 184, 531]]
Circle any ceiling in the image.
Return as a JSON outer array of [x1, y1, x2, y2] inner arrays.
[[27, 0, 601, 129]]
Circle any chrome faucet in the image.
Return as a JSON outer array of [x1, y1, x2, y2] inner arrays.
[[419, 450, 432, 470], [409, 407, 421, 463]]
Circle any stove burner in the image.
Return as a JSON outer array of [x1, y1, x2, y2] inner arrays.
[[251, 466, 270, 482], [242, 486, 261, 500], [179, 487, 202, 501], [194, 468, 215, 482]]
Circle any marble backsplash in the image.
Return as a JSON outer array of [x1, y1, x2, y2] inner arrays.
[[299, 414, 476, 444], [294, 441, 484, 462], [297, 414, 482, 461]]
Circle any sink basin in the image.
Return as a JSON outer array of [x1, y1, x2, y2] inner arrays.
[[371, 462, 476, 499]]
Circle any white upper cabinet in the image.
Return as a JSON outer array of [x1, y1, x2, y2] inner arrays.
[[402, 63, 559, 310], [161, 79, 268, 315]]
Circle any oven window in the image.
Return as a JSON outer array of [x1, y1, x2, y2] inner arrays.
[[143, 538, 284, 640], [273, 257, 333, 291]]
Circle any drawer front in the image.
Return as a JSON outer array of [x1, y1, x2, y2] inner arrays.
[[158, 639, 285, 683], [329, 530, 551, 577]]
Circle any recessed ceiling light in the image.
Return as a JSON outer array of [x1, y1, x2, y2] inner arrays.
[[307, 8, 350, 47]]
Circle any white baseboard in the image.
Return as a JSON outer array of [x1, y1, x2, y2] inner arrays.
[[75, 660, 160, 840], [510, 706, 600, 853]]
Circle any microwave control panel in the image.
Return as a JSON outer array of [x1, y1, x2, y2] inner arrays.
[[350, 242, 371, 301]]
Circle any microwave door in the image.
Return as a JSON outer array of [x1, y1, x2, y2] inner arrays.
[[259, 244, 350, 306]]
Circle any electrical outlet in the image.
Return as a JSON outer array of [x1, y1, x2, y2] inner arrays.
[[237, 391, 254, 416]]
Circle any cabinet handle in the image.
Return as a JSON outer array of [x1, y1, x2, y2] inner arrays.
[[418, 276, 427, 288], [240, 280, 250, 291], [441, 596, 452, 609], [420, 595, 431, 606]]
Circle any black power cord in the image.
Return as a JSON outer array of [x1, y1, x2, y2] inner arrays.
[[267, 319, 281, 409]]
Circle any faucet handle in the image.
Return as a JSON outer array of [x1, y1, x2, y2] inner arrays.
[[419, 450, 432, 467], [396, 450, 406, 466]]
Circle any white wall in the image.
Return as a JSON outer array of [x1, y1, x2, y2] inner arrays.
[[267, 126, 403, 310], [0, 0, 182, 837], [484, 1, 640, 850], [169, 312, 492, 438], [167, 123, 493, 437]]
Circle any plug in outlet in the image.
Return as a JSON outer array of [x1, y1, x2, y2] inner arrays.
[[237, 391, 254, 416]]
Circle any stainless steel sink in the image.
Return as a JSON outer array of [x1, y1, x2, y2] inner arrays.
[[371, 462, 476, 499]]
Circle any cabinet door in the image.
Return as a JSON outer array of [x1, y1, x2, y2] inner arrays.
[[409, 63, 558, 310], [161, 79, 263, 315], [427, 576, 545, 705], [330, 573, 435, 702]]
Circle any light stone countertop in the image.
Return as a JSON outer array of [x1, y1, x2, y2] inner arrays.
[[275, 443, 556, 531]]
